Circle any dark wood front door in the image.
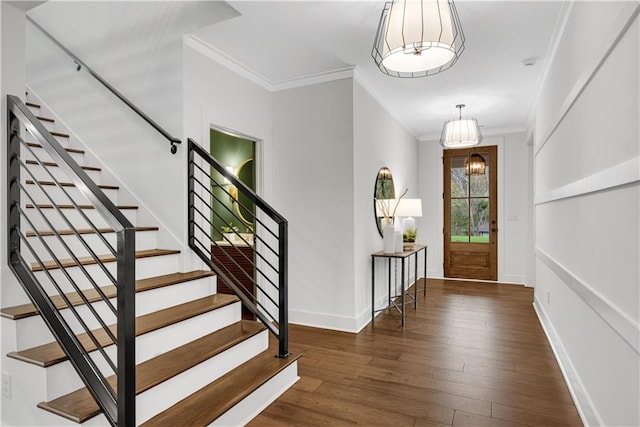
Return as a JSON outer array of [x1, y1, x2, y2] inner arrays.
[[443, 146, 497, 280]]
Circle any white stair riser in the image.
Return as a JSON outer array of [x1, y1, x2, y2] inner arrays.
[[1, 356, 110, 427], [22, 230, 158, 264], [12, 314, 54, 351], [45, 302, 242, 399], [133, 276, 217, 316], [24, 164, 102, 183], [136, 330, 269, 425], [211, 361, 299, 427], [21, 206, 138, 230], [55, 275, 218, 340], [22, 146, 84, 165], [12, 274, 218, 354], [22, 184, 119, 206], [31, 253, 181, 297]]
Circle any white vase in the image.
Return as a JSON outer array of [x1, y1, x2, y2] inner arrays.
[[394, 230, 403, 253], [383, 223, 395, 254]]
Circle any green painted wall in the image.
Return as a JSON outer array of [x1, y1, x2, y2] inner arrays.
[[210, 129, 256, 240]]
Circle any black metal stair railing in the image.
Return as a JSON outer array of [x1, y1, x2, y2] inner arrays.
[[187, 138, 289, 358], [27, 16, 181, 155], [6, 95, 135, 427]]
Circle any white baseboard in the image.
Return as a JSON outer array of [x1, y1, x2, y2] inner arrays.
[[289, 308, 360, 333], [533, 296, 601, 426]]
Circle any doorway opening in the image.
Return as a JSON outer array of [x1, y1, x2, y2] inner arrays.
[[443, 146, 498, 280], [210, 128, 257, 319]]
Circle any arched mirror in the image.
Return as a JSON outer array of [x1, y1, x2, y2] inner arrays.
[[234, 158, 255, 229], [373, 167, 395, 237]]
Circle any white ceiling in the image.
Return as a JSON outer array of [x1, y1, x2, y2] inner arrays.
[[191, 1, 566, 141]]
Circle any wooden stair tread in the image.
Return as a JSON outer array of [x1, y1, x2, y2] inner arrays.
[[36, 115, 54, 123], [7, 294, 239, 367], [142, 348, 301, 426], [1, 270, 213, 320], [30, 248, 179, 272], [25, 179, 119, 190], [37, 320, 266, 423], [26, 203, 137, 210], [25, 226, 158, 238], [26, 159, 101, 172], [26, 142, 81, 153]]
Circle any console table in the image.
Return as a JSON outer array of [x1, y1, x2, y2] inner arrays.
[[371, 244, 427, 325]]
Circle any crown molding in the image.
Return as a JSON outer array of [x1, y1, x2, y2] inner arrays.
[[185, 34, 356, 93], [184, 34, 274, 91]]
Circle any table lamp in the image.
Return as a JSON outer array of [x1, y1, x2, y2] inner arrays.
[[395, 198, 422, 231]]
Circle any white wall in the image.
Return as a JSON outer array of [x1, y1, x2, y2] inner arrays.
[[530, 2, 639, 425], [272, 78, 357, 331], [353, 75, 420, 330], [24, 2, 231, 252], [418, 132, 530, 284], [184, 44, 423, 332], [1, 1, 27, 315], [27, 2, 235, 137], [1, 4, 27, 425]]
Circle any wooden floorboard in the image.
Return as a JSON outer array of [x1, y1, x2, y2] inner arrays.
[[248, 278, 582, 426]]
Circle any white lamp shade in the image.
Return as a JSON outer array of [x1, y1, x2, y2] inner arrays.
[[440, 117, 482, 148], [395, 199, 423, 217], [382, 0, 456, 73], [372, 0, 465, 78]]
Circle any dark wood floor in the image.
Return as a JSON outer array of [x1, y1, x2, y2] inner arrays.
[[248, 278, 582, 426]]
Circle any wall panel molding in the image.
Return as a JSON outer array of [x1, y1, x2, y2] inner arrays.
[[534, 3, 640, 156], [536, 248, 640, 354], [535, 156, 639, 205], [533, 297, 601, 427]]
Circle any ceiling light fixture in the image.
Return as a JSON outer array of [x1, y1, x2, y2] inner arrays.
[[464, 153, 486, 175], [440, 104, 483, 149], [372, 0, 465, 78]]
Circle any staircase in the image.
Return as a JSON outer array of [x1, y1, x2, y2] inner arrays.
[[2, 93, 299, 426]]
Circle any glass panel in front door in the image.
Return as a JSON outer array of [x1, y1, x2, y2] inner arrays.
[[450, 152, 490, 244]]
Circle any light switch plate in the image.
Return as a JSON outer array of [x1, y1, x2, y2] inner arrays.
[[1, 372, 11, 399]]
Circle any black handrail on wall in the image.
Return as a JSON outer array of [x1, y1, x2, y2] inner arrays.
[[6, 95, 136, 426], [187, 138, 289, 358], [27, 16, 181, 154]]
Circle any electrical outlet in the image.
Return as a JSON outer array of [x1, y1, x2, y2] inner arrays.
[[547, 291, 551, 305], [1, 372, 11, 399]]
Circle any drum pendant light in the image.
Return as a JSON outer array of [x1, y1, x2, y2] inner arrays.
[[372, 0, 466, 78], [440, 104, 483, 149]]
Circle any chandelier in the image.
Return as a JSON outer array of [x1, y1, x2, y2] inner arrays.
[[464, 153, 486, 175]]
